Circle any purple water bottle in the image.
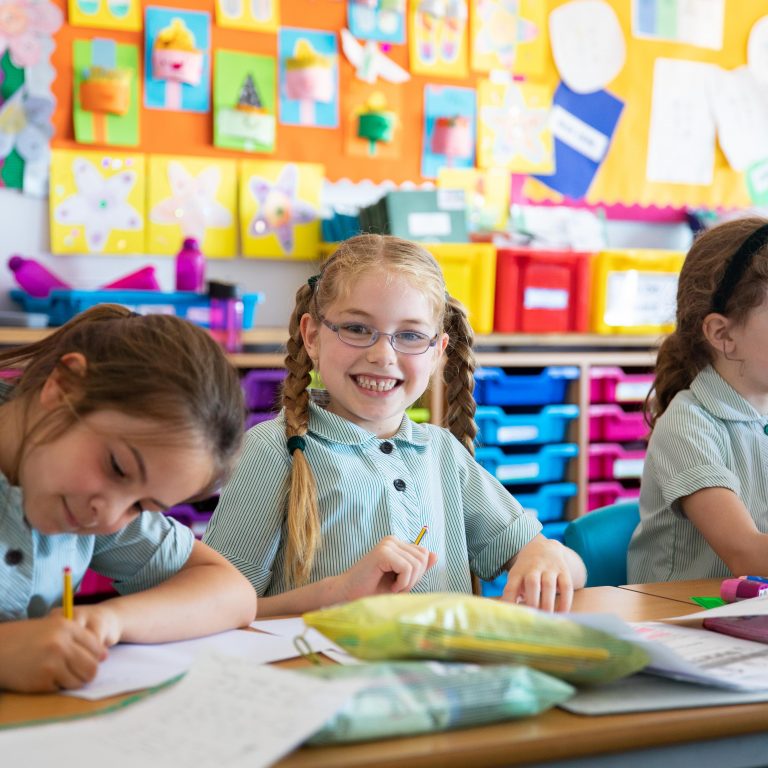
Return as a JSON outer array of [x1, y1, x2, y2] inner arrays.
[[8, 255, 71, 297], [175, 237, 205, 293], [208, 281, 243, 353]]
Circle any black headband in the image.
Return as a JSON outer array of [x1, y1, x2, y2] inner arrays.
[[711, 223, 768, 314]]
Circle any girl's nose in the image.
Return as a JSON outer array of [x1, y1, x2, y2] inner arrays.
[[366, 334, 397, 364]]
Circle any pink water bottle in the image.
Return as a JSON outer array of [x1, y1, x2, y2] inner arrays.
[[175, 237, 205, 292], [8, 255, 71, 298]]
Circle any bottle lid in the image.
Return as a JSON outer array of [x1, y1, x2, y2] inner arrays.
[[207, 280, 239, 299], [182, 237, 199, 250], [8, 255, 23, 271]]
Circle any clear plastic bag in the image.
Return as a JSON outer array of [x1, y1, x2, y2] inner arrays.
[[300, 660, 574, 745], [303, 593, 649, 685]]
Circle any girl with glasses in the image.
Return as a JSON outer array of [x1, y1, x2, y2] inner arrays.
[[629, 217, 768, 582], [205, 234, 585, 615]]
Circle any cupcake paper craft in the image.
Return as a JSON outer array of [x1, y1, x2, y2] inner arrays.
[[152, 17, 203, 86], [79, 66, 131, 115], [284, 38, 335, 124], [357, 92, 396, 154], [431, 115, 472, 163], [216, 73, 276, 149]]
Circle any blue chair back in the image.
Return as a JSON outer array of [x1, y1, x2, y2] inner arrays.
[[563, 501, 640, 587]]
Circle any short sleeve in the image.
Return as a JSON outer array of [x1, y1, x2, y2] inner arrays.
[[203, 425, 292, 595], [649, 401, 740, 511], [90, 512, 194, 594], [455, 441, 542, 581]]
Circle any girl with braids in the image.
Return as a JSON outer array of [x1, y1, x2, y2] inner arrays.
[[205, 234, 585, 614], [0, 306, 256, 693], [628, 217, 768, 582]]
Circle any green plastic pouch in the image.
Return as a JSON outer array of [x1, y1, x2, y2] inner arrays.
[[303, 593, 649, 685], [299, 661, 574, 745]]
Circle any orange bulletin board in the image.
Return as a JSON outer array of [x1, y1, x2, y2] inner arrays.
[[49, 1, 764, 208]]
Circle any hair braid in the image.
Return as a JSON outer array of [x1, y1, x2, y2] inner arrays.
[[281, 284, 320, 586], [442, 295, 477, 455]]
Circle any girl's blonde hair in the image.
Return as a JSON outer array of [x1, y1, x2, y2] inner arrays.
[[647, 216, 768, 427], [1, 305, 245, 496], [281, 233, 477, 585]]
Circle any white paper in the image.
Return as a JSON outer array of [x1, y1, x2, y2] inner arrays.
[[0, 654, 365, 768], [569, 612, 768, 691], [646, 58, 717, 185], [250, 617, 349, 655], [709, 66, 768, 171], [549, 0, 625, 94], [63, 629, 309, 701]]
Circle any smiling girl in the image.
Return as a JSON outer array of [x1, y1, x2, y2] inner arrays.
[[0, 306, 255, 692], [205, 234, 585, 615]]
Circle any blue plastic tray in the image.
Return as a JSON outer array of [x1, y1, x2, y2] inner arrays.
[[11, 288, 263, 329]]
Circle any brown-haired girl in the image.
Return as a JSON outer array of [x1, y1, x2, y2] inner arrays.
[[0, 306, 256, 693], [205, 234, 585, 615], [629, 217, 768, 581]]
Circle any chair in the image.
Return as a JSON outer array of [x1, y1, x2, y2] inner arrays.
[[563, 501, 640, 587]]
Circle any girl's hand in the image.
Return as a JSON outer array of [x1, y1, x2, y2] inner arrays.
[[335, 536, 438, 603], [501, 535, 580, 612], [71, 603, 125, 648], [0, 616, 108, 693]]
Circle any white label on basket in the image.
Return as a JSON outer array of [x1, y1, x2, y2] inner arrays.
[[498, 425, 539, 442], [523, 287, 569, 310], [603, 272, 678, 327], [408, 212, 451, 237], [136, 304, 175, 316], [613, 458, 645, 479], [615, 380, 652, 402], [497, 463, 539, 481]]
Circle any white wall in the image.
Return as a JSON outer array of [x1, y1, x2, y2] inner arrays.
[[0, 186, 692, 327]]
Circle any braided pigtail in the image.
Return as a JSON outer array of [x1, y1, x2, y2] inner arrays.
[[442, 294, 477, 455], [281, 282, 320, 587]]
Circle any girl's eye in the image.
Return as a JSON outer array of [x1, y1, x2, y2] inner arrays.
[[397, 331, 426, 342], [111, 454, 126, 478], [343, 324, 371, 336]]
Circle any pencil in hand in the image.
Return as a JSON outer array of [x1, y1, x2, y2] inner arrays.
[[62, 566, 74, 620], [414, 525, 428, 546]]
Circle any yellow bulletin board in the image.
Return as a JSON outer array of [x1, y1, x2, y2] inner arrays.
[[523, 0, 763, 211]]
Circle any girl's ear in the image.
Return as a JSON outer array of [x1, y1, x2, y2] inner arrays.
[[300, 313, 321, 363], [702, 312, 733, 354], [430, 333, 450, 374], [39, 352, 87, 410]]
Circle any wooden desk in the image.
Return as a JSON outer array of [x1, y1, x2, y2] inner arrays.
[[620, 578, 722, 605], [2, 584, 765, 768]]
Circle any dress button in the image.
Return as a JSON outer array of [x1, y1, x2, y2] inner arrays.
[[393, 479, 406, 492], [764, 424, 768, 436], [380, 441, 394, 454], [4, 549, 23, 566]]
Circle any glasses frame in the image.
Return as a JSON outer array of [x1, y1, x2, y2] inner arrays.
[[319, 316, 439, 355]]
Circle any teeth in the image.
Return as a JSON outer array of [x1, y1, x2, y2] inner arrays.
[[355, 375, 397, 392]]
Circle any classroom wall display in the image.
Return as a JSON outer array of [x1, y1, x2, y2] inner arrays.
[[215, 0, 278, 32], [73, 38, 140, 147], [239, 159, 322, 259], [147, 154, 237, 257], [477, 78, 553, 174], [422, 85, 475, 179], [144, 7, 211, 113], [49, 148, 145, 254], [470, 0, 547, 77], [42, 0, 768, 218], [213, 50, 276, 153], [67, 0, 141, 31], [279, 27, 338, 129], [0, 0, 61, 195], [409, 0, 469, 78]]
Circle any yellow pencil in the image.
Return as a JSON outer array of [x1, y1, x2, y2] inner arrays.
[[62, 566, 74, 620], [414, 525, 428, 546]]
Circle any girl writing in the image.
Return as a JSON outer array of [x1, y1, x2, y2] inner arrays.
[[629, 217, 768, 581], [0, 306, 256, 692], [205, 234, 585, 614]]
